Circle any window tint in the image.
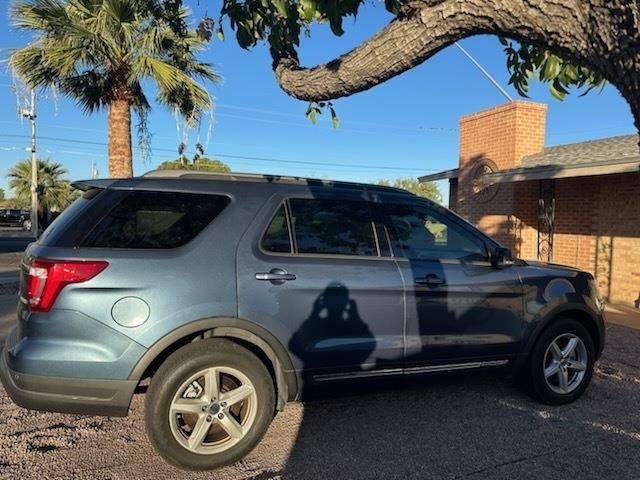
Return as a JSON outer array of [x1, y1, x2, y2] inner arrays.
[[39, 189, 100, 246], [262, 204, 292, 253], [289, 199, 377, 256], [80, 190, 229, 249], [385, 204, 487, 261]]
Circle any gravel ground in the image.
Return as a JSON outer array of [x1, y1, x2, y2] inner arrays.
[[1, 320, 640, 479]]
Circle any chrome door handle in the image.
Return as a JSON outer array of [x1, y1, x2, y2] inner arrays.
[[255, 268, 296, 282]]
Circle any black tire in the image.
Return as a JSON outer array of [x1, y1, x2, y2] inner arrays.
[[145, 338, 276, 470], [523, 317, 595, 405]]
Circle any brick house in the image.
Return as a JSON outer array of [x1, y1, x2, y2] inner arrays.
[[419, 101, 640, 306]]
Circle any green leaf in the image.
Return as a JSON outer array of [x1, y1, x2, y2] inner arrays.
[[328, 14, 343, 35], [541, 56, 560, 80], [236, 24, 254, 48], [298, 0, 316, 22], [550, 81, 567, 101], [330, 106, 339, 128], [384, 0, 401, 15], [500, 38, 606, 103], [305, 103, 317, 124], [272, 0, 289, 18]]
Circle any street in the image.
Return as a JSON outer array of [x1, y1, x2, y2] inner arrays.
[[0, 231, 33, 255], [0, 244, 20, 347], [0, 271, 639, 480]]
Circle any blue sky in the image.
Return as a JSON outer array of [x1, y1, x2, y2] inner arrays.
[[0, 0, 636, 202]]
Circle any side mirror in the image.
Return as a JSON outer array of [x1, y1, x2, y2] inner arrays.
[[490, 246, 512, 269]]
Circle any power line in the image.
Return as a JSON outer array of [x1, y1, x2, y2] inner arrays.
[[213, 112, 455, 139], [2, 142, 433, 174], [0, 134, 443, 172], [0, 120, 105, 134], [0, 93, 456, 138], [215, 103, 457, 133]]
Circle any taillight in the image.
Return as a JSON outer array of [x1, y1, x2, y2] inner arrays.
[[26, 259, 108, 312]]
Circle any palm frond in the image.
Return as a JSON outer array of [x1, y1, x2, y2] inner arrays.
[[7, 158, 75, 212], [10, 0, 220, 166], [58, 71, 108, 113]]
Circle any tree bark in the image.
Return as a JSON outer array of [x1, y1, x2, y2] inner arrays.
[[273, 0, 640, 129], [108, 99, 133, 178]]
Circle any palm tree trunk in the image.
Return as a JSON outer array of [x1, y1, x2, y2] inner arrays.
[[108, 99, 133, 178]]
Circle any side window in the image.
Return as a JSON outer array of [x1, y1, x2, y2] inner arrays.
[[385, 204, 487, 261], [79, 191, 230, 249], [289, 198, 378, 256], [262, 204, 292, 253]]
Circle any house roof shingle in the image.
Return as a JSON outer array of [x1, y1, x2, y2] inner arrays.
[[418, 134, 640, 184], [522, 134, 640, 167]]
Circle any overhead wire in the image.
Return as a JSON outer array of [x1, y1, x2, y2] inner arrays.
[[0, 133, 443, 172]]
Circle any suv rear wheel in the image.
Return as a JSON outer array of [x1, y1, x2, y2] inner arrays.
[[524, 317, 595, 405], [145, 338, 275, 470]]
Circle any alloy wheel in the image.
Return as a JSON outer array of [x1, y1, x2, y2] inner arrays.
[[168, 366, 258, 455], [543, 333, 588, 395]]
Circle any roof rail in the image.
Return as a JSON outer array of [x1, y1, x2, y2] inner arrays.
[[142, 170, 414, 195]]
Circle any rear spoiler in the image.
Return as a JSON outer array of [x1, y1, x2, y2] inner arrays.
[[71, 179, 117, 191]]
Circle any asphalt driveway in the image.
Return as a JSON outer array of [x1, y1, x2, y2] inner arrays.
[[0, 302, 639, 479]]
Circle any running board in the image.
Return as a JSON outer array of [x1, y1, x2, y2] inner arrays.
[[313, 359, 509, 383]]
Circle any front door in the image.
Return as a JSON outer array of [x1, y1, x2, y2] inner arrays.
[[380, 200, 524, 367], [237, 192, 405, 381]]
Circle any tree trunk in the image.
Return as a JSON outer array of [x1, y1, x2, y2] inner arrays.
[[108, 99, 133, 178], [272, 0, 640, 130]]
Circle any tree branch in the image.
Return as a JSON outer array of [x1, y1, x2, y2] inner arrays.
[[273, 0, 620, 102]]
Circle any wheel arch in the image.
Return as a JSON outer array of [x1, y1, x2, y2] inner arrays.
[[516, 303, 604, 371], [129, 317, 299, 410]]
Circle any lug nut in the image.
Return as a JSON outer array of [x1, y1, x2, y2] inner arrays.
[[218, 413, 224, 419], [206, 415, 212, 422]]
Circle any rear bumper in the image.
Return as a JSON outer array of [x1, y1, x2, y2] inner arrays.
[[0, 346, 136, 417]]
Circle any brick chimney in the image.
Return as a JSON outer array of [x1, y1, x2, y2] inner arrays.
[[456, 101, 547, 255], [459, 101, 547, 171]]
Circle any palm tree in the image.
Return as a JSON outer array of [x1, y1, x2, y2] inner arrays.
[[7, 159, 77, 219], [10, 0, 219, 178]]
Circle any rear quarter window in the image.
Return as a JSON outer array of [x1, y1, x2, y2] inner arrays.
[[41, 189, 230, 249]]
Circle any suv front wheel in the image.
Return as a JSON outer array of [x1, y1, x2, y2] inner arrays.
[[145, 338, 276, 470], [525, 317, 595, 405]]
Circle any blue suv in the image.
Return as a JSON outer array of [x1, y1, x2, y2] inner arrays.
[[0, 171, 605, 470]]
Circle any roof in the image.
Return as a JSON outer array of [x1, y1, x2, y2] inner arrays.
[[417, 168, 460, 183], [73, 170, 414, 196], [522, 134, 640, 167], [418, 134, 640, 184]]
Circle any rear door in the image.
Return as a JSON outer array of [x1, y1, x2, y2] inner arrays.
[[237, 191, 405, 380], [380, 199, 524, 367]]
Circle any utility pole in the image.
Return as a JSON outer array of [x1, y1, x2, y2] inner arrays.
[[22, 90, 38, 238], [29, 90, 38, 238]]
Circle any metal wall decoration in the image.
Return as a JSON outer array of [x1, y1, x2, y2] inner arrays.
[[537, 179, 556, 262], [470, 158, 500, 203]]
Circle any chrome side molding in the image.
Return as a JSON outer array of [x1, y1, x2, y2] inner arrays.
[[313, 359, 509, 382]]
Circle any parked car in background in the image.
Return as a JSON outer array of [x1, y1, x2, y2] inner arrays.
[[0, 171, 605, 471], [0, 208, 30, 230]]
